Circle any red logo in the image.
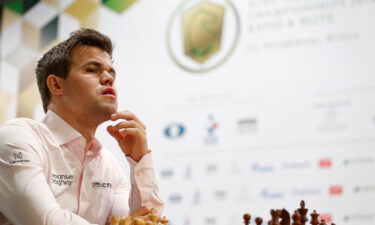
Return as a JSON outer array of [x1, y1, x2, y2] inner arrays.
[[319, 158, 332, 168], [329, 185, 343, 195], [319, 214, 333, 223]]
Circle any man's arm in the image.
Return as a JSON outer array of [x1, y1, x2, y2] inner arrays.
[[106, 110, 164, 216], [0, 124, 95, 225]]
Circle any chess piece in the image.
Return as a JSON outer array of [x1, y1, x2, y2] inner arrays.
[[280, 208, 291, 225], [310, 210, 319, 225], [298, 201, 308, 225], [133, 217, 145, 225], [319, 220, 327, 225], [255, 217, 263, 225], [111, 216, 121, 225], [149, 208, 158, 224], [270, 209, 281, 225], [160, 216, 169, 225], [292, 210, 302, 225], [120, 216, 132, 225], [244, 213, 251, 225]]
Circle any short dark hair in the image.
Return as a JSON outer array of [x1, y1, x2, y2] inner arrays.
[[36, 28, 113, 112]]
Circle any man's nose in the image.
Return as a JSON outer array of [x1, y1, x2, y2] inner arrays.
[[101, 71, 114, 86]]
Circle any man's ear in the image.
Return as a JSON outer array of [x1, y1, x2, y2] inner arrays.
[[46, 75, 64, 96]]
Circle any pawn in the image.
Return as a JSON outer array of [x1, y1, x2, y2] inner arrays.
[[310, 210, 319, 225], [255, 217, 263, 225], [292, 210, 302, 225], [244, 213, 251, 225]]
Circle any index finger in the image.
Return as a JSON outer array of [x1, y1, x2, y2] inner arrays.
[[110, 110, 146, 130]]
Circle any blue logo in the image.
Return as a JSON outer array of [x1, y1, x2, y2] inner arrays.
[[261, 188, 284, 199], [250, 162, 275, 172], [164, 122, 186, 139]]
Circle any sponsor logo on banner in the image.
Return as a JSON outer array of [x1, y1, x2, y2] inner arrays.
[[319, 158, 332, 169], [282, 161, 311, 170], [343, 214, 375, 222], [169, 193, 183, 203], [205, 164, 219, 175], [160, 168, 174, 178], [205, 217, 217, 225], [164, 122, 186, 139], [250, 162, 275, 173], [193, 189, 201, 205], [314, 100, 349, 131], [214, 189, 228, 201], [319, 214, 333, 223], [237, 117, 257, 133], [204, 114, 219, 145], [354, 184, 375, 193], [343, 157, 374, 166], [292, 188, 322, 196], [260, 188, 284, 199], [166, 0, 241, 73], [329, 185, 343, 196], [184, 163, 192, 179]]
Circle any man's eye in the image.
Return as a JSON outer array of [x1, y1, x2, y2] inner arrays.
[[86, 68, 97, 73]]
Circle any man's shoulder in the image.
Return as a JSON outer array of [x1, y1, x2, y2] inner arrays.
[[0, 118, 47, 143]]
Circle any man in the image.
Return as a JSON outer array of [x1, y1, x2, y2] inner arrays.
[[0, 29, 164, 225]]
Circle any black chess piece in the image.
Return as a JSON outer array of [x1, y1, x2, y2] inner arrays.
[[298, 200, 308, 225], [310, 210, 319, 225], [244, 213, 251, 225], [292, 210, 302, 225], [280, 208, 291, 225], [270, 209, 282, 225], [255, 217, 263, 225]]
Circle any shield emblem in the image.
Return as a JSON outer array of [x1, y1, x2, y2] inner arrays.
[[183, 1, 225, 63]]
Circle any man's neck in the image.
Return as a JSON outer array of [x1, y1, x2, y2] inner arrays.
[[48, 106, 99, 149]]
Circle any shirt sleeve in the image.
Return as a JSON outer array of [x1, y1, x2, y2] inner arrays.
[[111, 152, 164, 217], [0, 124, 96, 225]]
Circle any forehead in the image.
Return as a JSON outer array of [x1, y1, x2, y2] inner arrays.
[[71, 45, 112, 66]]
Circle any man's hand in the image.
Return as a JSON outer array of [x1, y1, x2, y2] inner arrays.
[[106, 110, 150, 162]]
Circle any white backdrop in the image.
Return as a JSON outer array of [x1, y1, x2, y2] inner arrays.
[[1, 0, 375, 225]]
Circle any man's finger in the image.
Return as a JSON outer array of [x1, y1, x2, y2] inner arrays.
[[110, 111, 146, 130], [113, 121, 146, 135], [130, 206, 151, 217]]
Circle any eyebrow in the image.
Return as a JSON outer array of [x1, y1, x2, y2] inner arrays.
[[83, 60, 116, 76]]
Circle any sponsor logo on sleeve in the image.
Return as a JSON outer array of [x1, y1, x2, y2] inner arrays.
[[9, 152, 30, 164]]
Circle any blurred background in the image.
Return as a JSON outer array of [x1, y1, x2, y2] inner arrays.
[[1, 0, 375, 225]]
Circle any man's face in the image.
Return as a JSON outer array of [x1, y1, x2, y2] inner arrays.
[[61, 45, 118, 120]]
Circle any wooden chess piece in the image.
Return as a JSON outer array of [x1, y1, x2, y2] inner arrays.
[[255, 217, 263, 225], [280, 208, 291, 225], [270, 209, 281, 225], [244, 213, 251, 225], [319, 220, 327, 225], [292, 210, 302, 225], [298, 200, 308, 225], [310, 210, 319, 225]]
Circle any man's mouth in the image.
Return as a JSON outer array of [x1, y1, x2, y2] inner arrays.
[[101, 88, 116, 97]]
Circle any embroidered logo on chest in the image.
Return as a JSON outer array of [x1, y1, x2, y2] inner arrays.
[[51, 173, 74, 186], [92, 182, 112, 189]]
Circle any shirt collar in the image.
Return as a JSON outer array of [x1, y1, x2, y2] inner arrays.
[[42, 110, 82, 145], [42, 110, 103, 155]]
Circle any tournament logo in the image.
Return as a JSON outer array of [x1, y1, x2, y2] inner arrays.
[[166, 0, 240, 73]]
